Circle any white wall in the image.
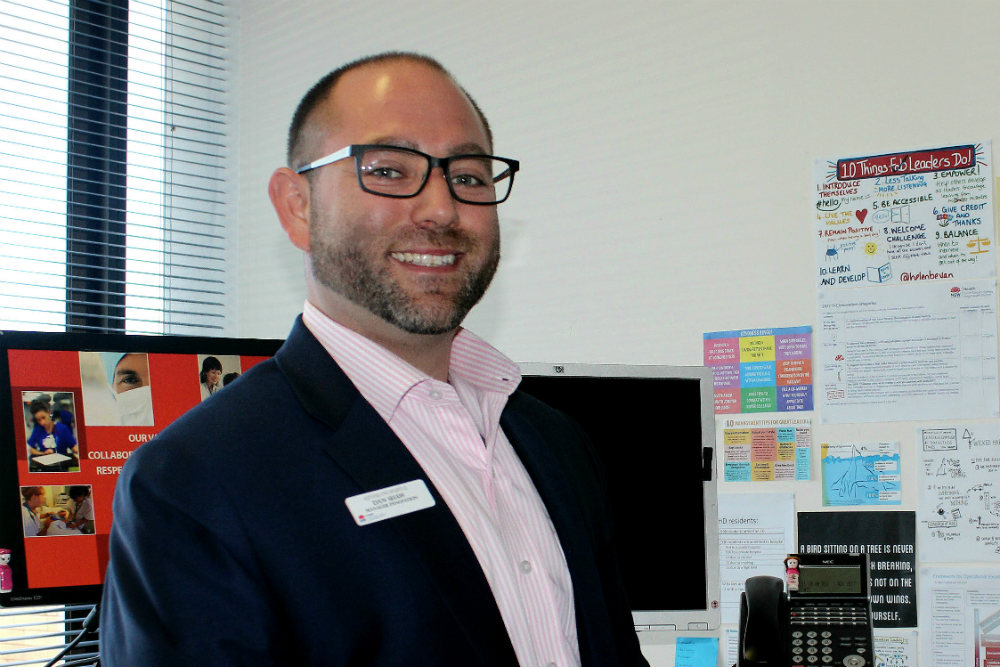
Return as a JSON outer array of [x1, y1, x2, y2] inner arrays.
[[234, 1, 1000, 663]]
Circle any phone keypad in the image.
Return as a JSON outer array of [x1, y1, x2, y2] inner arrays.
[[788, 600, 872, 667]]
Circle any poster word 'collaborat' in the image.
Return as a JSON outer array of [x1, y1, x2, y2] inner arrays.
[[704, 327, 812, 414], [814, 142, 994, 290]]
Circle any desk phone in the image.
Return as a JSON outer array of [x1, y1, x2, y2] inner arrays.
[[738, 553, 874, 667]]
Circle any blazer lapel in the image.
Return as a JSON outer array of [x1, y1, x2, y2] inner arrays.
[[274, 318, 518, 664]]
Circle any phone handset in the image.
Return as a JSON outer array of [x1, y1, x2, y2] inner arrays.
[[738, 575, 786, 666]]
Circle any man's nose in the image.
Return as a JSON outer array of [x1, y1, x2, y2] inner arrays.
[[411, 168, 459, 229]]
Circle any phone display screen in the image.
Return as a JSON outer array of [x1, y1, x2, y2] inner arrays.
[[798, 564, 863, 595]]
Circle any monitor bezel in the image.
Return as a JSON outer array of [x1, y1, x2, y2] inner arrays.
[[0, 329, 283, 607], [518, 362, 721, 631]]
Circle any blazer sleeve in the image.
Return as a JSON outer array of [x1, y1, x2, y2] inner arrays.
[[100, 436, 283, 666]]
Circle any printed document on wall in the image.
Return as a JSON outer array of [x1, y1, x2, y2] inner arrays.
[[917, 424, 1000, 562], [814, 142, 993, 290], [919, 567, 1000, 667], [717, 492, 795, 624], [817, 281, 999, 423]]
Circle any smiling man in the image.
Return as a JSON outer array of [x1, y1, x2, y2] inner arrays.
[[100, 52, 646, 667]]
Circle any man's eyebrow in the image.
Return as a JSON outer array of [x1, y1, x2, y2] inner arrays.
[[366, 137, 490, 156]]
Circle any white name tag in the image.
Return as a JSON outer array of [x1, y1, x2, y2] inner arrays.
[[345, 479, 436, 526]]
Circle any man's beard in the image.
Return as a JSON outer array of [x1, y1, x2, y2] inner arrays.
[[308, 216, 500, 335]]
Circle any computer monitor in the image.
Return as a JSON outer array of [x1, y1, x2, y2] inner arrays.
[[0, 330, 282, 607], [518, 363, 720, 630]]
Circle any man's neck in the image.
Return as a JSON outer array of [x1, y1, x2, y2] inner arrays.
[[306, 294, 457, 382]]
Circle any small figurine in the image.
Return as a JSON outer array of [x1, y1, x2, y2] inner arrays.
[[784, 554, 800, 592], [0, 548, 13, 593]]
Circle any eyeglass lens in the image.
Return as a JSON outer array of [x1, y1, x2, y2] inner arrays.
[[357, 147, 513, 203]]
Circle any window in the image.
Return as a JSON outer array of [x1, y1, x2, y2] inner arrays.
[[0, 0, 231, 336], [0, 1, 230, 663]]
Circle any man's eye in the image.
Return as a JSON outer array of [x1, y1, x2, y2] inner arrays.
[[361, 164, 410, 180], [451, 173, 487, 188], [117, 372, 141, 386]]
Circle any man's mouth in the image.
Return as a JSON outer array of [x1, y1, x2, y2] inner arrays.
[[389, 252, 458, 267]]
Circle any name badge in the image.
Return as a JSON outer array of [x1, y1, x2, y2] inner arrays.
[[345, 479, 436, 526]]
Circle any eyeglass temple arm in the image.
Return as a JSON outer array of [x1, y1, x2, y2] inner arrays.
[[295, 146, 354, 174]]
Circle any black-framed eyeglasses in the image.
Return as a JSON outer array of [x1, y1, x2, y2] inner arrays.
[[295, 144, 520, 205]]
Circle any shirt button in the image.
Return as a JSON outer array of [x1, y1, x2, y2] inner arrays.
[[428, 389, 443, 400], [519, 560, 532, 573]]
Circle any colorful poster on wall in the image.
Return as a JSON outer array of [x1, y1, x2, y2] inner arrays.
[[703, 326, 812, 414], [821, 441, 901, 506], [718, 415, 811, 482], [813, 141, 994, 291]]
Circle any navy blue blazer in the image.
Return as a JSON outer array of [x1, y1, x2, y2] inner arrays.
[[100, 319, 646, 666]]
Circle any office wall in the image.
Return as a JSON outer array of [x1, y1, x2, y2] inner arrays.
[[235, 1, 1000, 663]]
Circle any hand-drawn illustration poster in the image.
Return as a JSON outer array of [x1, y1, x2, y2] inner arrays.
[[718, 415, 811, 482], [817, 281, 999, 423], [821, 441, 901, 506], [919, 567, 1000, 667], [917, 425, 1000, 562], [703, 327, 812, 414], [798, 511, 917, 627], [814, 142, 994, 290]]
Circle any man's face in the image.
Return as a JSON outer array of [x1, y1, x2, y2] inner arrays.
[[304, 61, 500, 335], [28, 492, 43, 509], [113, 353, 151, 394]]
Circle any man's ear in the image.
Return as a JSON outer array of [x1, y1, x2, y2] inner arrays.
[[268, 167, 311, 251]]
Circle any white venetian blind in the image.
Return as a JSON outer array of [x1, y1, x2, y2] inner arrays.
[[0, 0, 232, 336], [0, 1, 231, 664]]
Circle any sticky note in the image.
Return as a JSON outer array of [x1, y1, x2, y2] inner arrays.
[[674, 636, 718, 667]]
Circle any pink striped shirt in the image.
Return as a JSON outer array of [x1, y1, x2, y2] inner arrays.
[[302, 302, 580, 667]]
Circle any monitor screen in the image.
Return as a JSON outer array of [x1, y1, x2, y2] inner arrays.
[[518, 363, 720, 630], [0, 330, 282, 607]]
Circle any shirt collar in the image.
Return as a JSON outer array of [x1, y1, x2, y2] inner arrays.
[[301, 300, 521, 422]]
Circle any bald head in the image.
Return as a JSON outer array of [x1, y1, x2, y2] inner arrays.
[[286, 52, 493, 170]]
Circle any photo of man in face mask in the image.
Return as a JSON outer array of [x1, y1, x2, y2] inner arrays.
[[111, 353, 154, 425], [78, 351, 155, 427]]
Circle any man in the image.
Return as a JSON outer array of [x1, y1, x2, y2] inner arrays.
[[100, 52, 646, 666]]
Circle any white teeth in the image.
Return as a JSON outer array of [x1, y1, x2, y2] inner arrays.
[[390, 252, 457, 267]]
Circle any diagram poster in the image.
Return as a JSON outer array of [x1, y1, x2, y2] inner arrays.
[[703, 326, 812, 414], [719, 415, 811, 482], [798, 511, 917, 627], [917, 425, 1000, 562], [919, 567, 1000, 667], [814, 141, 994, 290], [821, 441, 901, 506]]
